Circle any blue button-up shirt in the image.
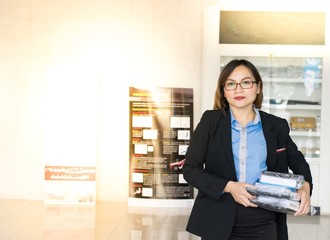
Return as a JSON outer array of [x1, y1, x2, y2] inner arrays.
[[230, 108, 267, 184]]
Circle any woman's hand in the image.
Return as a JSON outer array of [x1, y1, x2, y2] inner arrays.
[[295, 182, 311, 216], [224, 181, 257, 207]]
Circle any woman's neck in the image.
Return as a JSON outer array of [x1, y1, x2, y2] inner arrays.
[[231, 108, 256, 127]]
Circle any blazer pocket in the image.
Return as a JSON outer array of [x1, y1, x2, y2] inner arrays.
[[276, 147, 286, 153]]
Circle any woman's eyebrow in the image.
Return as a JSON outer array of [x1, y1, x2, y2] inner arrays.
[[226, 77, 253, 82]]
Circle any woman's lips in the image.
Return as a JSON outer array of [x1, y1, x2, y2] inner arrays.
[[234, 96, 245, 100]]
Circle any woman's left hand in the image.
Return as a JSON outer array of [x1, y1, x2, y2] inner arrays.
[[295, 182, 311, 216]]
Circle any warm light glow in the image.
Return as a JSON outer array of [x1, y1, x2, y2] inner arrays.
[[45, 61, 97, 166], [219, 0, 328, 11]]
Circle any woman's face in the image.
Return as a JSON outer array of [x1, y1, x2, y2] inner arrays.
[[223, 65, 260, 111]]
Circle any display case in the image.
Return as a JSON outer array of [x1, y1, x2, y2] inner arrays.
[[220, 56, 322, 206]]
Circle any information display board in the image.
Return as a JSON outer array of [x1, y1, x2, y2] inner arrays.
[[129, 87, 194, 201], [44, 166, 96, 204]]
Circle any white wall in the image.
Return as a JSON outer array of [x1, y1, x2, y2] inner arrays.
[[0, 0, 203, 202]]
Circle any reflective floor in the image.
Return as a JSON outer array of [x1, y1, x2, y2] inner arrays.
[[1, 199, 330, 240]]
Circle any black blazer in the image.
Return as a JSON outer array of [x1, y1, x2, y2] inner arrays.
[[182, 109, 313, 240]]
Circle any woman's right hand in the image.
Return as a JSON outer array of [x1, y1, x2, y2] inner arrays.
[[224, 181, 258, 207]]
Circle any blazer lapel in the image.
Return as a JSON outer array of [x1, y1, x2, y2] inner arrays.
[[260, 112, 278, 170], [217, 111, 236, 174]]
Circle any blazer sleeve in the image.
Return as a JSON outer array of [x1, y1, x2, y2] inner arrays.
[[277, 117, 313, 195], [182, 110, 231, 200]]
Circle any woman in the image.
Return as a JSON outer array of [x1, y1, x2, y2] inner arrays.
[[182, 59, 312, 240]]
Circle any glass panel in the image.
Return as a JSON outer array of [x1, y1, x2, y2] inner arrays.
[[219, 55, 322, 160]]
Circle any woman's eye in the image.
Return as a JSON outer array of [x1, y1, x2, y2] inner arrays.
[[242, 81, 251, 86]]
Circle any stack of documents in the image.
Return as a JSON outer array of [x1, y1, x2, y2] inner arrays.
[[247, 171, 317, 215], [258, 171, 305, 189]]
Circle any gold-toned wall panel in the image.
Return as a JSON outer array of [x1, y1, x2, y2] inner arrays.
[[220, 11, 325, 45]]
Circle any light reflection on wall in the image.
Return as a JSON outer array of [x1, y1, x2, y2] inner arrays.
[[43, 18, 131, 201]]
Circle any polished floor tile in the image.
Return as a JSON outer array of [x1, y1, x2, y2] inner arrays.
[[0, 199, 329, 240]]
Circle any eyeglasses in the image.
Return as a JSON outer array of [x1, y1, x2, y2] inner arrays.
[[224, 80, 257, 91]]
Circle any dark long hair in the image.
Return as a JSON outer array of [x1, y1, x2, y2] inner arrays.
[[213, 59, 263, 113]]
